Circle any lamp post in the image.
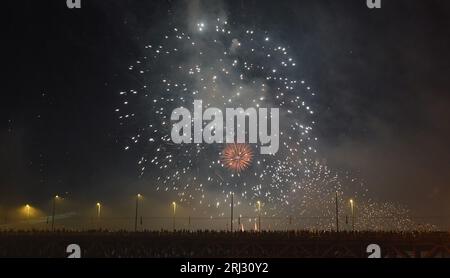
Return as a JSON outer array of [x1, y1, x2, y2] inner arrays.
[[51, 195, 59, 231], [25, 204, 30, 222], [257, 201, 261, 232], [230, 193, 234, 233], [335, 192, 339, 232], [96, 202, 102, 230], [96, 203, 101, 218], [134, 194, 141, 232], [350, 199, 355, 231], [172, 202, 177, 231]]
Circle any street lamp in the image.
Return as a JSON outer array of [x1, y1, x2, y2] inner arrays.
[[51, 195, 60, 231], [350, 199, 355, 231], [257, 201, 261, 232], [230, 192, 234, 233], [134, 194, 142, 232], [96, 202, 101, 218], [172, 201, 177, 231], [25, 204, 31, 222]]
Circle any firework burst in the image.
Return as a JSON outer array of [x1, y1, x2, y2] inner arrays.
[[114, 17, 426, 230], [221, 144, 254, 173], [115, 17, 321, 210]]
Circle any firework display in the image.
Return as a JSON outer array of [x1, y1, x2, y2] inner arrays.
[[116, 18, 427, 230], [3, 0, 450, 267], [117, 19, 324, 210]]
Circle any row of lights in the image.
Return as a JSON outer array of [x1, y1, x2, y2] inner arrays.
[[20, 195, 356, 231], [21, 195, 177, 219]]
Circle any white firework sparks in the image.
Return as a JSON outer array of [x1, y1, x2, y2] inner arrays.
[[115, 18, 431, 230]]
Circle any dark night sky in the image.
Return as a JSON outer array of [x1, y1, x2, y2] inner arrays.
[[3, 0, 450, 221]]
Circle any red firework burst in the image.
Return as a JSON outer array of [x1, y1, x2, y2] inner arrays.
[[221, 144, 254, 173]]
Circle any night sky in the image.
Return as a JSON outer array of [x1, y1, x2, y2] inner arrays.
[[3, 0, 450, 226]]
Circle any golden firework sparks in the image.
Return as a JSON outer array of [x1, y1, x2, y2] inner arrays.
[[221, 144, 254, 172]]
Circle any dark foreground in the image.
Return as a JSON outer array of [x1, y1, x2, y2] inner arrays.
[[0, 230, 449, 258]]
